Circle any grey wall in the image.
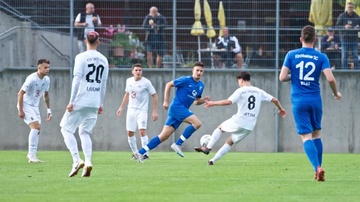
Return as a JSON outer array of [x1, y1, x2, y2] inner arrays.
[[1, 69, 359, 153]]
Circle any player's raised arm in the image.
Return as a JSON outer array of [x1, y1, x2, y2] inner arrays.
[[204, 99, 232, 109]]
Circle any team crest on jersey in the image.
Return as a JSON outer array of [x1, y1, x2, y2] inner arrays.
[[131, 91, 136, 98], [199, 86, 203, 90], [192, 90, 197, 97]]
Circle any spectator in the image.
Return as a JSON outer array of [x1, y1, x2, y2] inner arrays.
[[142, 6, 168, 68], [335, 1, 360, 69], [213, 27, 244, 69], [74, 3, 102, 53], [321, 27, 341, 69]]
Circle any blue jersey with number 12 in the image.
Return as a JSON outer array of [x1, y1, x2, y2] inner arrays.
[[283, 47, 330, 103]]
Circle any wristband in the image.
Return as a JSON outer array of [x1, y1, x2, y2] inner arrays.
[[47, 108, 52, 114]]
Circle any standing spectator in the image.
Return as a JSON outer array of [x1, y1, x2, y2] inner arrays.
[[116, 63, 159, 160], [134, 61, 210, 162], [194, 72, 287, 165], [336, 1, 360, 69], [60, 31, 109, 177], [74, 3, 102, 53], [17, 59, 52, 163], [279, 25, 341, 182], [321, 27, 341, 69], [213, 27, 244, 69], [142, 6, 167, 68]]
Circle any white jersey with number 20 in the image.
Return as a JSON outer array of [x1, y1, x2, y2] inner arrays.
[[72, 50, 109, 108], [227, 86, 273, 131]]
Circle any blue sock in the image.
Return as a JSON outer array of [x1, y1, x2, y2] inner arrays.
[[303, 139, 319, 171], [313, 138, 323, 166], [139, 136, 161, 155], [175, 125, 196, 146]]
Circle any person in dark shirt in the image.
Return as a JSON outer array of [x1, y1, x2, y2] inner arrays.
[[335, 1, 360, 69], [142, 7, 167, 68], [213, 27, 244, 69], [321, 27, 341, 69]]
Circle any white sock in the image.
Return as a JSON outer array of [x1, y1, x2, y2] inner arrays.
[[28, 129, 39, 156], [79, 127, 92, 166], [61, 128, 80, 164], [210, 143, 231, 163], [207, 128, 222, 149], [128, 136, 138, 153], [141, 135, 149, 155]]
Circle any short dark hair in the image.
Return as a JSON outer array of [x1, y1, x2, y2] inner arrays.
[[236, 71, 251, 81], [132, 63, 142, 69], [37, 59, 50, 65], [301, 25, 316, 43], [193, 61, 204, 68], [87, 31, 99, 44]]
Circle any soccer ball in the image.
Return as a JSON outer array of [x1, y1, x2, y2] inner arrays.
[[200, 134, 211, 147]]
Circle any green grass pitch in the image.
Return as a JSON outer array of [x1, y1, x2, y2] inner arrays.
[[0, 151, 359, 202]]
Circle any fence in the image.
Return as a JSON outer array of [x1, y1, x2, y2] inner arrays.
[[1, 0, 354, 69], [1, 0, 360, 152]]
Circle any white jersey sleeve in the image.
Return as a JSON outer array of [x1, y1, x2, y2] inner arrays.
[[145, 78, 156, 95], [74, 13, 81, 23], [259, 89, 273, 102], [70, 50, 109, 108]]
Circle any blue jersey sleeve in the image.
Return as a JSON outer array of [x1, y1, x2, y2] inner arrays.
[[173, 76, 188, 88]]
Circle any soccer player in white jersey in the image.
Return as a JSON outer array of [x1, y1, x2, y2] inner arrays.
[[116, 63, 158, 160], [195, 72, 287, 165], [17, 59, 52, 163], [60, 31, 109, 177]]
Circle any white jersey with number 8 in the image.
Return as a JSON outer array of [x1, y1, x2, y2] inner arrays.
[[227, 86, 273, 131]]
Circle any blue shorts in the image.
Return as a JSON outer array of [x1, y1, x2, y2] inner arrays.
[[292, 100, 322, 135], [147, 41, 165, 57], [165, 106, 193, 129]]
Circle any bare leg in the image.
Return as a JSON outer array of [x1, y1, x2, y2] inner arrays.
[[156, 55, 163, 68], [147, 51, 153, 68]]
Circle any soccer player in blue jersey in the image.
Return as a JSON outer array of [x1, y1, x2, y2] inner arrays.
[[135, 61, 210, 162], [279, 25, 341, 182]]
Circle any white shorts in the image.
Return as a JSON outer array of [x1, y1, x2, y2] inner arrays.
[[126, 108, 148, 132], [19, 104, 41, 125], [60, 106, 98, 134], [220, 117, 252, 144]]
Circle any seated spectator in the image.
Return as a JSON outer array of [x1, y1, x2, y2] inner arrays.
[[321, 27, 341, 69], [213, 27, 244, 69]]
